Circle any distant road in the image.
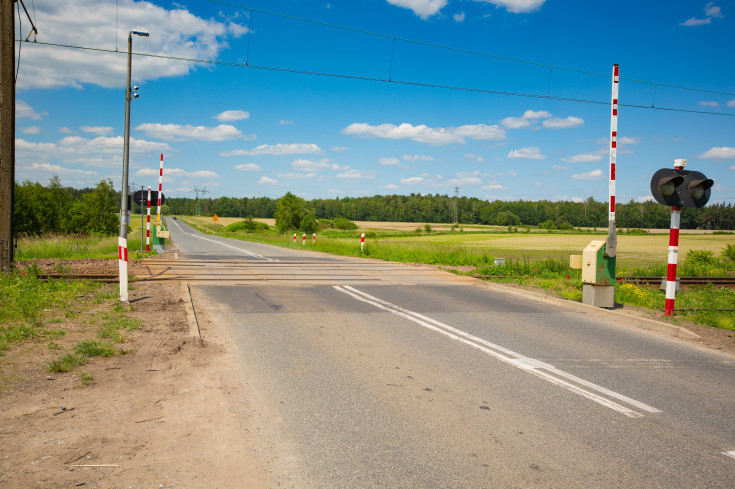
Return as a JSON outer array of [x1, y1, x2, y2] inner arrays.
[[166, 218, 735, 488]]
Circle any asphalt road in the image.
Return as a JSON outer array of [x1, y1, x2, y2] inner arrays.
[[167, 219, 735, 488]]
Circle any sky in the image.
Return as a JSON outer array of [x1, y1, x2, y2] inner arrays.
[[13, 0, 735, 204]]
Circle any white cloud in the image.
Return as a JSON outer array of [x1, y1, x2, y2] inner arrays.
[[447, 171, 482, 185], [700, 147, 735, 159], [276, 172, 316, 180], [727, 99, 735, 108], [59, 127, 73, 134], [454, 12, 466, 22], [507, 170, 518, 176], [680, 2, 723, 26], [342, 122, 505, 145], [386, 0, 447, 19], [259, 176, 277, 184], [16, 100, 44, 120], [331, 146, 348, 152], [542, 116, 584, 129], [402, 154, 434, 161], [571, 197, 583, 203], [705, 2, 723, 18], [22, 162, 97, 175], [500, 116, 531, 129], [383, 184, 400, 190], [379, 157, 401, 166], [15, 135, 171, 167], [501, 110, 553, 129], [279, 120, 294, 125], [698, 101, 719, 108], [401, 176, 424, 184], [571, 169, 605, 181], [482, 181, 506, 190], [731, 164, 735, 171], [337, 169, 376, 180], [135, 123, 250, 142], [81, 126, 114, 136], [221, 143, 323, 156], [465, 154, 485, 162], [234, 163, 261, 171], [214, 110, 250, 122], [16, 0, 250, 90], [137, 168, 218, 179], [20, 126, 41, 135], [680, 17, 711, 26], [551, 165, 571, 170], [473, 0, 546, 14], [292, 158, 343, 171], [561, 152, 603, 163], [507, 147, 545, 159]]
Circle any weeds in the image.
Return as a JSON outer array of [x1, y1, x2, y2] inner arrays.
[[47, 353, 87, 373], [75, 340, 116, 357]]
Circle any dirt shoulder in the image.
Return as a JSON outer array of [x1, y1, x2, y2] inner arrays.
[[0, 260, 270, 488]]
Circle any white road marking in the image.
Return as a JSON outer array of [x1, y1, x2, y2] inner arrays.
[[168, 219, 277, 261], [724, 451, 735, 461], [335, 285, 661, 418]]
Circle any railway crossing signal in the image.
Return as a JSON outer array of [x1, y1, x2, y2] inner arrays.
[[650, 164, 713, 208]]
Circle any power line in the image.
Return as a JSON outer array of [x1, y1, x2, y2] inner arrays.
[[18, 39, 735, 118], [209, 0, 735, 98]]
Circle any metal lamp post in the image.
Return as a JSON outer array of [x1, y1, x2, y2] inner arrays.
[[118, 30, 148, 302]]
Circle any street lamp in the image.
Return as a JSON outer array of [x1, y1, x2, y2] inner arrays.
[[118, 30, 148, 302]]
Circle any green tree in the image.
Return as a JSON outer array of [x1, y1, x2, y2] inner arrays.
[[275, 192, 313, 233]]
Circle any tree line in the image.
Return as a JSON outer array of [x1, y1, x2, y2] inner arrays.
[[168, 193, 734, 230], [13, 178, 735, 235]]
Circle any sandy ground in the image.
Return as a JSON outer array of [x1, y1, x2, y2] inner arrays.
[[0, 259, 271, 488]]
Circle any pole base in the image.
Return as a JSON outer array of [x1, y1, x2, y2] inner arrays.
[[583, 284, 614, 309]]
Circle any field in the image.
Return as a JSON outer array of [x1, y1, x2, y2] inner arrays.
[[184, 216, 733, 271]]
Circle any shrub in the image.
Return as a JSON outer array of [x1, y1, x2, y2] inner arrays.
[[722, 244, 735, 262], [332, 217, 358, 230], [225, 218, 269, 233]]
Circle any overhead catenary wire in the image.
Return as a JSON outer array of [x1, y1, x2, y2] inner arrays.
[[17, 39, 735, 118]]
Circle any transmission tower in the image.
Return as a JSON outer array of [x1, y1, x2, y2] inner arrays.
[[453, 187, 459, 224], [193, 186, 208, 216]]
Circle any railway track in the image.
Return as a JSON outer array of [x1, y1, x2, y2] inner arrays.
[[30, 269, 735, 287]]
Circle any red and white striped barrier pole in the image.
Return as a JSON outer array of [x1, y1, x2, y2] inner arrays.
[[606, 64, 619, 258], [146, 186, 151, 252], [293, 233, 296, 243], [157, 154, 163, 223], [664, 159, 685, 316], [360, 232, 365, 253], [302, 233, 306, 245], [312, 233, 316, 243]]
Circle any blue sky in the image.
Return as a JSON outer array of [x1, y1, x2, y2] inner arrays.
[[14, 0, 735, 204]]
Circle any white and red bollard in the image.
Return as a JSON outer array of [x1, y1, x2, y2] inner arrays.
[[312, 233, 316, 243], [664, 159, 685, 316], [118, 237, 128, 302], [360, 232, 365, 253], [302, 233, 306, 245], [293, 233, 296, 243], [146, 186, 151, 252]]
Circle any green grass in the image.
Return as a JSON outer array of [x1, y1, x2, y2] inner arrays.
[[0, 271, 100, 352], [97, 314, 142, 342], [75, 340, 116, 357], [47, 353, 87, 373]]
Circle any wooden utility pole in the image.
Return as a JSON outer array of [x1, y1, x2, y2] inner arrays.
[[0, 0, 16, 271]]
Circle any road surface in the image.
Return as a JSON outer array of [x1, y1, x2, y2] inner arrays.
[[164, 218, 735, 488]]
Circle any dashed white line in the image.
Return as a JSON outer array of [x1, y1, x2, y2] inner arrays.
[[335, 285, 661, 418]]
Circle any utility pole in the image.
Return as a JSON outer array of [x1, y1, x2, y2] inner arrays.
[[0, 0, 15, 271]]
